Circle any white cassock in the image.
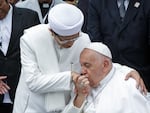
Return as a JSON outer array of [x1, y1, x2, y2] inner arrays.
[[13, 24, 91, 113], [62, 63, 150, 113]]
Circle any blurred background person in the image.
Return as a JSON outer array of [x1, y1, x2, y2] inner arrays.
[[87, 0, 150, 91], [77, 0, 89, 33], [0, 0, 40, 113], [15, 0, 64, 24]]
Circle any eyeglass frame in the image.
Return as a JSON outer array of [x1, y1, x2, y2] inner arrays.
[[51, 30, 79, 45]]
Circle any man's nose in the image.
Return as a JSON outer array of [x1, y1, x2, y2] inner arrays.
[[81, 67, 87, 75]]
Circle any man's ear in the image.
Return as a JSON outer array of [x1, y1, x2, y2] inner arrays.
[[103, 59, 110, 72]]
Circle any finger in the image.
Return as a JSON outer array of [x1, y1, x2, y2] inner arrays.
[[135, 77, 140, 89], [136, 77, 145, 90], [139, 79, 148, 95], [3, 83, 10, 90], [78, 75, 85, 80], [2, 87, 8, 94], [79, 78, 89, 88], [77, 77, 84, 86], [71, 72, 80, 83], [0, 90, 3, 95], [124, 73, 131, 81], [0, 82, 10, 94], [136, 81, 140, 89], [143, 86, 148, 95], [84, 80, 89, 84], [81, 78, 88, 84], [0, 81, 10, 90], [0, 86, 8, 94], [79, 82, 84, 88], [0, 76, 7, 80]]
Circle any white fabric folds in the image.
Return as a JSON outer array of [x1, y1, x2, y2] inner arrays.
[[45, 92, 65, 112]]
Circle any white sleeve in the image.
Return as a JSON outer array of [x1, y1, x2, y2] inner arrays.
[[125, 78, 150, 113], [62, 95, 87, 113]]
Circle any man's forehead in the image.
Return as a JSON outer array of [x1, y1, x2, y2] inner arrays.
[[80, 49, 98, 61]]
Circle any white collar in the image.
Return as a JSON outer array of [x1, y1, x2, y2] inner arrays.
[[87, 65, 115, 103], [85, 66, 115, 113], [99, 65, 115, 87]]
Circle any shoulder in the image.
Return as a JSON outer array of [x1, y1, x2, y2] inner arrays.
[[22, 24, 50, 41], [112, 63, 138, 91], [112, 63, 135, 84], [13, 6, 38, 16], [24, 24, 49, 35], [21, 24, 51, 47], [13, 6, 40, 24], [15, 0, 33, 7]]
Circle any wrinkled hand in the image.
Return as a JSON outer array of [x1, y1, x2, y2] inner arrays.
[[71, 71, 80, 83], [0, 76, 10, 95], [74, 75, 91, 97], [125, 70, 147, 95], [73, 75, 91, 108]]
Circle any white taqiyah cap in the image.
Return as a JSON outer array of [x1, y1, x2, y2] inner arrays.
[[48, 3, 84, 36], [86, 42, 112, 59]]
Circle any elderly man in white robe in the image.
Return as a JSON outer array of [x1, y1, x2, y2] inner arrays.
[[12, 3, 90, 113], [12, 3, 147, 113], [62, 42, 150, 113]]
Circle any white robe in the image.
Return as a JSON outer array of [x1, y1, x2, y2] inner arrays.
[[62, 63, 150, 113], [15, 0, 64, 23], [12, 24, 91, 113]]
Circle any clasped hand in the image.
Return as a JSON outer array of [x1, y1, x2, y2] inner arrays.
[[0, 76, 10, 95], [71, 72, 91, 97]]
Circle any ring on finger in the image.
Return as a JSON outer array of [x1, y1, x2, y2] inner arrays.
[[79, 82, 84, 87]]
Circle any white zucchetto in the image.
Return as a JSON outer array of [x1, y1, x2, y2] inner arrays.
[[86, 42, 112, 59], [48, 3, 84, 36]]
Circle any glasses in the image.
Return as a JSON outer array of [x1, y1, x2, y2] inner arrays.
[[53, 31, 79, 45]]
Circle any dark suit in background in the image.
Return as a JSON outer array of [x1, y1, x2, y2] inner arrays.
[[77, 0, 89, 33], [0, 2, 40, 113], [87, 0, 150, 91]]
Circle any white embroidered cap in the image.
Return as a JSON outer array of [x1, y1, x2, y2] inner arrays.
[[48, 3, 84, 36], [86, 42, 112, 59]]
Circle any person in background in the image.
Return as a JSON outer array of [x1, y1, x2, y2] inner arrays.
[[87, 0, 150, 91], [15, 0, 64, 24], [77, 0, 89, 33], [62, 42, 150, 113], [0, 0, 40, 113], [12, 3, 147, 113]]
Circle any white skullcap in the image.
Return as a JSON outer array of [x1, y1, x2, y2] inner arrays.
[[48, 3, 84, 36], [86, 42, 112, 59]]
